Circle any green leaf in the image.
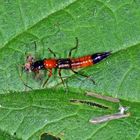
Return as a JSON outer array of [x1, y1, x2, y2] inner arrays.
[[0, 0, 140, 140], [0, 90, 139, 140]]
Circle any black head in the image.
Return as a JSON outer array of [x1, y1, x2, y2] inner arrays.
[[31, 60, 44, 71]]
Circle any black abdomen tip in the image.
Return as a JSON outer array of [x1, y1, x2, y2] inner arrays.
[[92, 52, 111, 64]]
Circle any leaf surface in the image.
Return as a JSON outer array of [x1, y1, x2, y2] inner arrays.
[[0, 0, 140, 140]]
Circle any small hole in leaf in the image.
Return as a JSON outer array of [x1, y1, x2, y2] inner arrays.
[[14, 132, 16, 136], [40, 133, 61, 140]]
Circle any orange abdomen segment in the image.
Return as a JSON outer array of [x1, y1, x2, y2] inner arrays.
[[43, 59, 57, 69], [71, 55, 93, 69]]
